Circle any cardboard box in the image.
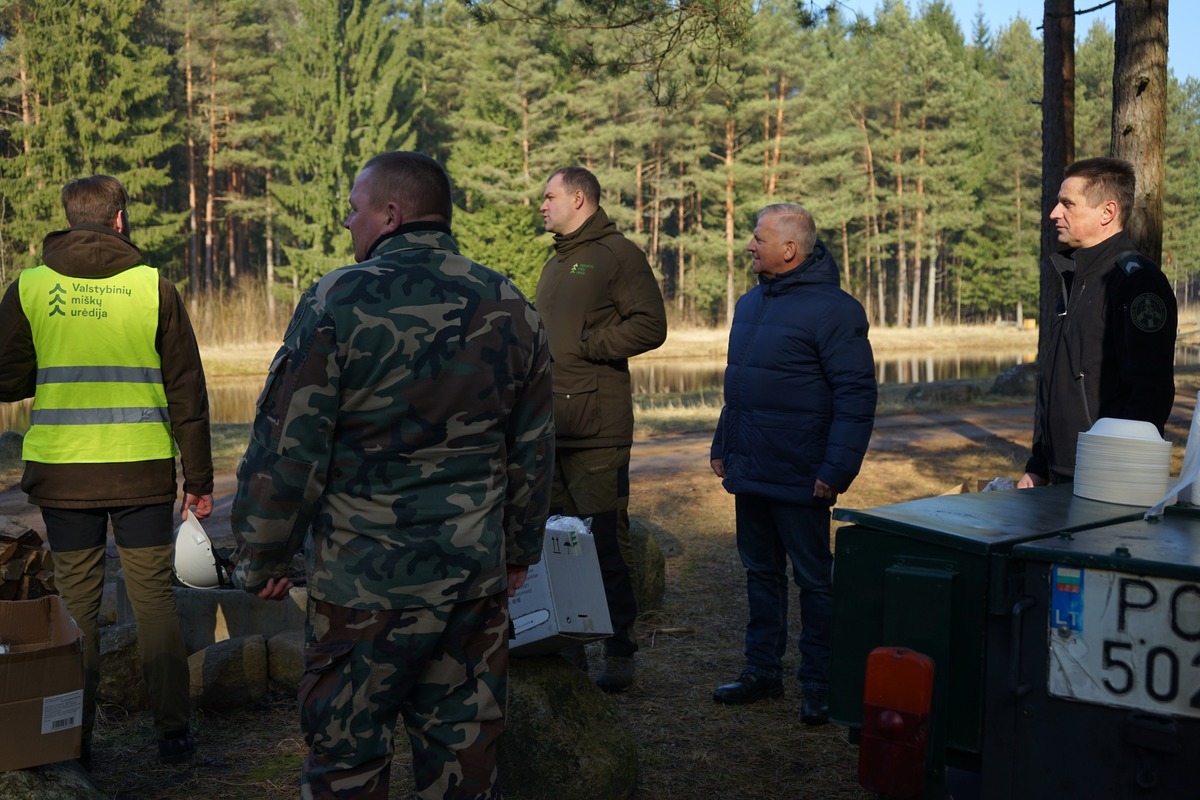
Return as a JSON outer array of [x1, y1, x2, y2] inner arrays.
[[509, 518, 613, 656], [0, 595, 85, 772]]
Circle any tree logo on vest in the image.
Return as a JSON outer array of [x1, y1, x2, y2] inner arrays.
[[1130, 292, 1167, 333], [48, 283, 67, 317]]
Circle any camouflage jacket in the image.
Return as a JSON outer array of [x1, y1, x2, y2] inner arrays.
[[230, 224, 555, 609]]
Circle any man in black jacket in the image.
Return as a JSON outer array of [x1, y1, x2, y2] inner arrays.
[[536, 166, 667, 691], [1019, 157, 1177, 488]]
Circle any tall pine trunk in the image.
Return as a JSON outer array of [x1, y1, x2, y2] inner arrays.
[[892, 101, 907, 328], [911, 120, 926, 328], [1040, 0, 1075, 368], [724, 117, 737, 325], [1111, 0, 1168, 264], [521, 91, 531, 204], [841, 218, 851, 292], [182, 15, 199, 306], [676, 162, 686, 316], [857, 113, 884, 325], [651, 148, 663, 279], [204, 47, 219, 293], [926, 237, 937, 326], [15, 10, 36, 267], [265, 167, 276, 321]]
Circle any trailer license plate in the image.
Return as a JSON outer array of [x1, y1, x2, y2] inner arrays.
[[1046, 565, 1200, 718]]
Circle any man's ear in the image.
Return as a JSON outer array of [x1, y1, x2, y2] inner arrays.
[[573, 190, 587, 211], [381, 200, 403, 236], [1101, 200, 1119, 226], [113, 209, 129, 234]]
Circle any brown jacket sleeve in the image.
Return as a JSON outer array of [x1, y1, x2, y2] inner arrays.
[[158, 278, 214, 496], [579, 236, 667, 362], [0, 278, 37, 402]]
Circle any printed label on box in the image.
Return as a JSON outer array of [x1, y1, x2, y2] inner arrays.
[[41, 690, 83, 735]]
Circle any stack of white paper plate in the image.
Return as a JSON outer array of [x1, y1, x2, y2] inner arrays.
[[1074, 417, 1171, 506]]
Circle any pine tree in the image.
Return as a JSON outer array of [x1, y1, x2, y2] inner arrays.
[[270, 0, 418, 288], [0, 0, 181, 273], [162, 0, 283, 294], [1163, 77, 1200, 309]]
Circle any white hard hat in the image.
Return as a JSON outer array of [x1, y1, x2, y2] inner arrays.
[[174, 514, 225, 589]]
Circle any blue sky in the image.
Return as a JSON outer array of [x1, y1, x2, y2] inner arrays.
[[844, 1, 1197, 82]]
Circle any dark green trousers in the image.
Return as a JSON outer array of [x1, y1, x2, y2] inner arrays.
[[43, 504, 190, 742], [550, 445, 638, 656]]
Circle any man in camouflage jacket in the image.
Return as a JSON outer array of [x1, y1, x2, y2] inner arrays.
[[231, 152, 554, 800]]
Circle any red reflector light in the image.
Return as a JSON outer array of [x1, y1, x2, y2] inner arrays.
[[858, 646, 935, 798]]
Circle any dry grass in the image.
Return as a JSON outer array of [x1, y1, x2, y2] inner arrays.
[[648, 322, 1041, 360], [196, 322, 1044, 379]]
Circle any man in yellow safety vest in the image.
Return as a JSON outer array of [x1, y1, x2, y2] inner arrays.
[[0, 175, 213, 767]]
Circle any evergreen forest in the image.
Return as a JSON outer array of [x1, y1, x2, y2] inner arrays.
[[3, 0, 1199, 332]]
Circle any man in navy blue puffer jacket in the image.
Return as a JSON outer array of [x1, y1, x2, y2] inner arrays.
[[710, 203, 877, 724]]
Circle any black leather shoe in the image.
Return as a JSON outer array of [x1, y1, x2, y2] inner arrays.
[[158, 729, 195, 765], [712, 670, 784, 705], [801, 686, 830, 725]]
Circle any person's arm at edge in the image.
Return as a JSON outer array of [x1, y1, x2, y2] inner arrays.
[[503, 312, 556, 596], [0, 279, 37, 402], [230, 294, 339, 595], [815, 309, 877, 498], [158, 279, 215, 519], [711, 407, 726, 478], [1111, 266, 1178, 430]]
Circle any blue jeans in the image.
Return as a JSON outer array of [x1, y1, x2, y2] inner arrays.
[[735, 494, 832, 688]]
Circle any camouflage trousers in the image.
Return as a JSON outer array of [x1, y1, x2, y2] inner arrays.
[[299, 593, 510, 800]]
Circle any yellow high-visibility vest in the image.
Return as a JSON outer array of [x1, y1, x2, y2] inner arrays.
[[18, 264, 176, 463]]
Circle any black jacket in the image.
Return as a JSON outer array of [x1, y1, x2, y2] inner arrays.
[[1026, 231, 1177, 483]]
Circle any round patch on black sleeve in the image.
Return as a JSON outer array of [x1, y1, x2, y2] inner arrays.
[[1130, 292, 1168, 333]]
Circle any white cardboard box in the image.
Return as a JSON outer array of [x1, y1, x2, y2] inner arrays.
[[510, 518, 612, 656]]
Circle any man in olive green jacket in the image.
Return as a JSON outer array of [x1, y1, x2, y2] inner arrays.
[[536, 165, 668, 691]]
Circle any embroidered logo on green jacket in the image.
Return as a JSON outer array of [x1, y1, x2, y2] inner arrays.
[[569, 262, 595, 275]]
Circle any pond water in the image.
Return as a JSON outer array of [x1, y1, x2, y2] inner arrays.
[[0, 350, 1039, 434]]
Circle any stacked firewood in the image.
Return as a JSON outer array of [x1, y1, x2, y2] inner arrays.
[[0, 516, 55, 600]]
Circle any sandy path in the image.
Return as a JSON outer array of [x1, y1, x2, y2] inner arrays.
[[0, 401, 1041, 540], [4, 393, 1194, 546]]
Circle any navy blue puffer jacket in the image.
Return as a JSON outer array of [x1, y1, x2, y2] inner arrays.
[[710, 242, 877, 505]]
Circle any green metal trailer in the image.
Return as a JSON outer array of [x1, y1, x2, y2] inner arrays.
[[827, 484, 1186, 797]]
